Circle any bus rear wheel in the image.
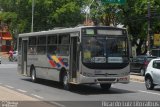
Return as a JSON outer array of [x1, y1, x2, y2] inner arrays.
[[100, 83, 111, 90], [31, 67, 37, 82]]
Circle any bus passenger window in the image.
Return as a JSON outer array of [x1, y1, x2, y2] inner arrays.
[[47, 45, 57, 55], [29, 47, 34, 53], [38, 36, 46, 45], [57, 45, 69, 56], [37, 36, 46, 55], [37, 46, 46, 54], [29, 37, 37, 45], [58, 34, 70, 44], [28, 46, 37, 55], [48, 35, 57, 44]]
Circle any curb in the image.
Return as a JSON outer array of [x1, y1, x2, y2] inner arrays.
[[130, 75, 144, 82]]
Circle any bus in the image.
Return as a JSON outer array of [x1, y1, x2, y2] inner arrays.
[[17, 26, 131, 90]]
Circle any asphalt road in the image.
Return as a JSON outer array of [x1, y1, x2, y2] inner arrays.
[[0, 58, 160, 107]]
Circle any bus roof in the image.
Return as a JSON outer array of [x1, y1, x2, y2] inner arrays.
[[19, 26, 126, 37]]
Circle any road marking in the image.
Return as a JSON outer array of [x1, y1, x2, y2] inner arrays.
[[17, 89, 27, 93], [49, 101, 65, 107], [31, 94, 44, 99], [130, 80, 144, 84], [138, 90, 160, 96], [5, 85, 14, 89]]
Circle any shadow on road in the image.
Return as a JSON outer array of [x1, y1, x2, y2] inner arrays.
[[21, 78, 136, 95], [70, 85, 136, 95], [153, 87, 160, 91]]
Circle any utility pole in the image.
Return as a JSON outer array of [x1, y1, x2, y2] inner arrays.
[[31, 0, 35, 32], [85, 0, 95, 25], [147, 0, 151, 51]]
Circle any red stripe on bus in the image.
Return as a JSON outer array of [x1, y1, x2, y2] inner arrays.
[[58, 57, 65, 66], [49, 60, 56, 67]]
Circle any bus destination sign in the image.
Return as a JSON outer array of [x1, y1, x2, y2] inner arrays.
[[101, 0, 126, 4]]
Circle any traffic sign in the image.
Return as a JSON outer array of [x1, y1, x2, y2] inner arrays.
[[101, 0, 126, 4]]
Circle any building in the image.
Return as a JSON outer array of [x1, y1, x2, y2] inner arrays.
[[0, 25, 13, 52]]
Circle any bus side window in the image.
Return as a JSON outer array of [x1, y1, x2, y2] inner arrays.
[[37, 36, 46, 55], [48, 35, 57, 44], [28, 36, 37, 55], [57, 34, 70, 56], [28, 46, 37, 55], [47, 35, 57, 55], [47, 45, 57, 55]]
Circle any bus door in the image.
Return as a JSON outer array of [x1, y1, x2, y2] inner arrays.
[[21, 39, 28, 75], [70, 33, 79, 82]]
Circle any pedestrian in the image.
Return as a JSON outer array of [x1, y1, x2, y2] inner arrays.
[[9, 49, 14, 61]]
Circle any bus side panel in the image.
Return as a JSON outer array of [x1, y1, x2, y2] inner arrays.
[[27, 55, 69, 82]]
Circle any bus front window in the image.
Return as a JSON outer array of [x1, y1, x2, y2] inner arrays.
[[82, 36, 128, 64], [83, 37, 105, 63]]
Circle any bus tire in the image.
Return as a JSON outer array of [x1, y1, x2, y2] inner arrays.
[[62, 72, 71, 90], [31, 67, 37, 82], [100, 83, 111, 90]]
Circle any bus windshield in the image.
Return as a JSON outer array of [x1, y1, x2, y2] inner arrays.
[[82, 36, 129, 66]]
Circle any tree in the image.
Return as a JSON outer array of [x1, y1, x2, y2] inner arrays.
[[87, 0, 160, 55], [119, 0, 148, 55], [1, 0, 86, 33]]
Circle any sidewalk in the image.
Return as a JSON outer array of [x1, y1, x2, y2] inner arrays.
[[0, 86, 57, 107], [130, 74, 144, 82], [0, 52, 9, 58]]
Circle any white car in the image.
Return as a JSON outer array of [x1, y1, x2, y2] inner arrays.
[[145, 58, 160, 90]]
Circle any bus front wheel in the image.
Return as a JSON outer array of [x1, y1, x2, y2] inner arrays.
[[31, 67, 37, 82], [62, 72, 71, 90], [100, 83, 111, 90]]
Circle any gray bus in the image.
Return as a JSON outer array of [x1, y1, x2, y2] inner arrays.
[[18, 26, 131, 90]]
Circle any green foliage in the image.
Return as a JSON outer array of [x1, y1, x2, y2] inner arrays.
[[0, 12, 17, 23], [51, 2, 83, 27], [0, 0, 85, 33]]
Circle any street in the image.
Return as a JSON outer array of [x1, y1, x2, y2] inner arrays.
[[0, 57, 160, 107]]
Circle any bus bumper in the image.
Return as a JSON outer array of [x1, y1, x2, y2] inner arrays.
[[79, 75, 130, 84]]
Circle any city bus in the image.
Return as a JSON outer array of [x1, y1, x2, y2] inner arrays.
[[17, 26, 131, 90]]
